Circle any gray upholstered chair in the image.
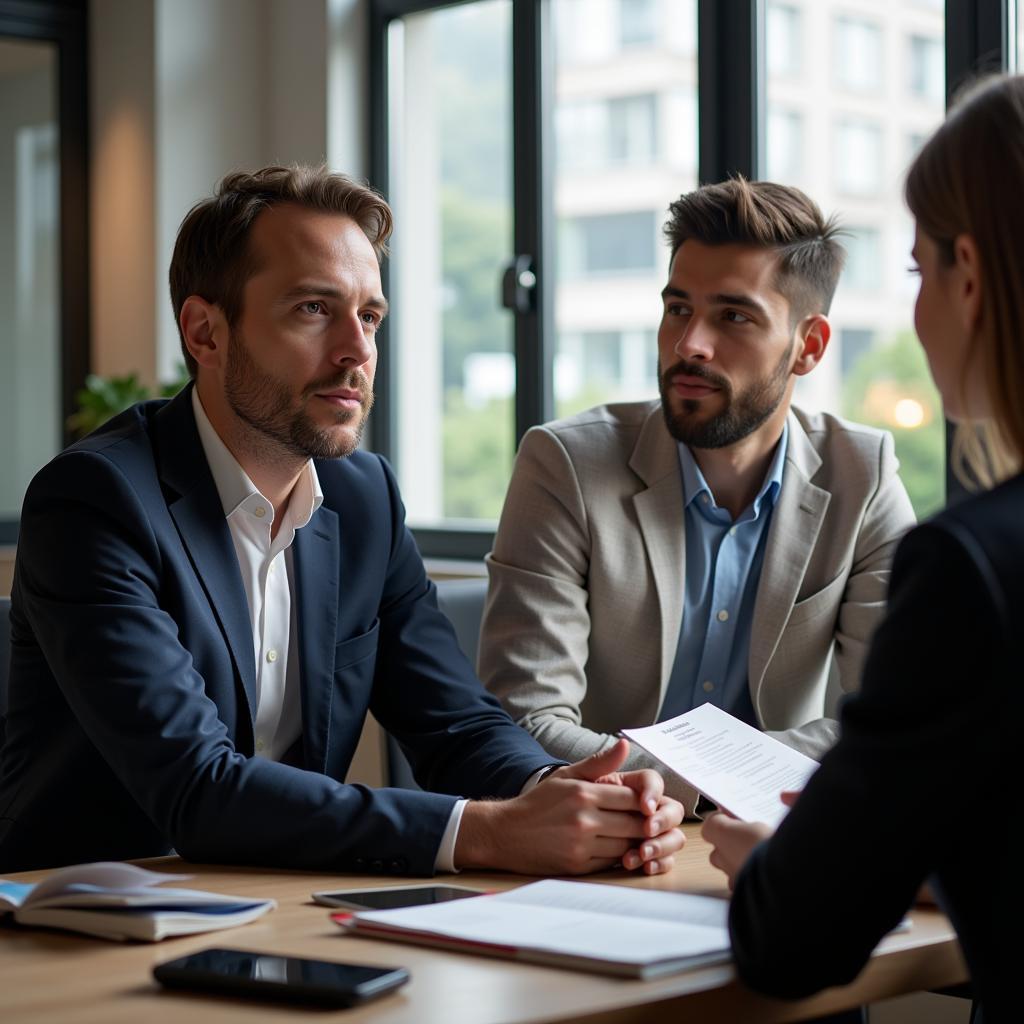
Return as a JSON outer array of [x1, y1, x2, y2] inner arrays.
[[386, 577, 488, 789]]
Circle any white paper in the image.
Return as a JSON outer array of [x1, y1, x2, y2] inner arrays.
[[622, 703, 818, 827]]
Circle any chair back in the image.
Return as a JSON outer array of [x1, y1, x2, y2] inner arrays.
[[435, 577, 488, 667], [386, 577, 489, 789]]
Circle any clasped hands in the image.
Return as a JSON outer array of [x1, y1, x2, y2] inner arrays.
[[455, 738, 685, 876]]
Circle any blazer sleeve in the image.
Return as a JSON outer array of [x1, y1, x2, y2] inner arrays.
[[14, 449, 482, 875], [366, 454, 562, 798], [479, 426, 677, 788], [728, 519, 1009, 996], [765, 428, 916, 759]]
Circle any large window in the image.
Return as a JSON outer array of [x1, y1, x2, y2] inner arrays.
[[553, 0, 696, 423], [765, 0, 946, 518], [383, 1, 515, 525], [0, 4, 89, 542], [372, 0, 1013, 552]]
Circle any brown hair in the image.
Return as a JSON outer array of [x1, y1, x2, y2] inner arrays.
[[906, 74, 1024, 485], [169, 165, 393, 377], [663, 177, 845, 322]]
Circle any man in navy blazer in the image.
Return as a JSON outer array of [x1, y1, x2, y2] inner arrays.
[[0, 166, 684, 875]]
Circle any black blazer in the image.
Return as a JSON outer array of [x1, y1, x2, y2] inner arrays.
[[727, 471, 1024, 1022], [0, 387, 554, 874]]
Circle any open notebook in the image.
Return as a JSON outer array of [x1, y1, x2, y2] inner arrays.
[[334, 878, 731, 979], [0, 862, 275, 941]]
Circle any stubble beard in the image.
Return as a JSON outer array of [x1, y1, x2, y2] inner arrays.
[[224, 329, 374, 462], [658, 340, 794, 450]]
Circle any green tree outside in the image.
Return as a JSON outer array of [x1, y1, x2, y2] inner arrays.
[[841, 331, 945, 519]]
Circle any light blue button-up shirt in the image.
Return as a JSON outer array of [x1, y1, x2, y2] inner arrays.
[[658, 424, 789, 726]]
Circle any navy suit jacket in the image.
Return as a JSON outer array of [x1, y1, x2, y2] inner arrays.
[[727, 471, 1024, 1023], [0, 387, 554, 874]]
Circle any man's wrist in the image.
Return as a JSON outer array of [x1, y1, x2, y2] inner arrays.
[[521, 764, 561, 793], [452, 799, 501, 871]]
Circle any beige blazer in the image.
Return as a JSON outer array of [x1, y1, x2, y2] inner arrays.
[[480, 402, 917, 810]]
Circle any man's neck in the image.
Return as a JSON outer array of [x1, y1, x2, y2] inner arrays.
[[195, 380, 306, 535], [690, 407, 789, 520]]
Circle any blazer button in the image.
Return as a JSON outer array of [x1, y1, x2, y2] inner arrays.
[[370, 859, 384, 872], [389, 860, 405, 872], [354, 857, 366, 869]]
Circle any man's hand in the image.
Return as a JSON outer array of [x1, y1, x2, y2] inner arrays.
[[455, 739, 684, 876]]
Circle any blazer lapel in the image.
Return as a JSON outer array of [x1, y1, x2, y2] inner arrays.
[[155, 387, 259, 723], [629, 407, 686, 704], [292, 505, 340, 774], [748, 413, 831, 695]]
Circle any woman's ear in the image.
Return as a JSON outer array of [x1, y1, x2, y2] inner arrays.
[[952, 233, 982, 333]]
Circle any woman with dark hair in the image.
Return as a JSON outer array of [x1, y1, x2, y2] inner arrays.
[[703, 73, 1024, 1024]]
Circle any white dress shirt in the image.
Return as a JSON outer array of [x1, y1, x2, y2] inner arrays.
[[191, 390, 518, 871]]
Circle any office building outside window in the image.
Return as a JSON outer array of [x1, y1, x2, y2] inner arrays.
[[765, 0, 946, 518], [833, 15, 884, 93], [385, 1, 515, 523], [553, 0, 697, 421], [767, 3, 802, 77], [619, 0, 657, 49], [834, 118, 884, 196]]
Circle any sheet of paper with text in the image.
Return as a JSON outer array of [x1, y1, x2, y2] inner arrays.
[[622, 703, 819, 827]]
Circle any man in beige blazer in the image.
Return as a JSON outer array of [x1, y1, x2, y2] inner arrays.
[[479, 179, 916, 814]]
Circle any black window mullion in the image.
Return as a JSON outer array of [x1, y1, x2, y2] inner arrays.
[[697, 0, 760, 184], [510, 0, 553, 444], [943, 0, 1011, 506], [946, 0, 1009, 102]]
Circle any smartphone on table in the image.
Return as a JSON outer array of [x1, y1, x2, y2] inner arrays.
[[153, 947, 409, 1007], [311, 884, 485, 911]]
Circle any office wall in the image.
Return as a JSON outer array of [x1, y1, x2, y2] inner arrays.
[[89, 0, 368, 387]]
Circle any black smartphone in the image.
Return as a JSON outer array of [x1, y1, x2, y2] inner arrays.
[[311, 884, 485, 911], [153, 948, 409, 1007]]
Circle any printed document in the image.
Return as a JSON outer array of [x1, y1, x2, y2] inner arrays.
[[622, 703, 818, 827]]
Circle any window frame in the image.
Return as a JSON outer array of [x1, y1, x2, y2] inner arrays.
[[369, 0, 1009, 558], [0, 0, 90, 544]]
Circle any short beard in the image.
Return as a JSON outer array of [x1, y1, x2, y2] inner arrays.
[[658, 341, 793, 449], [224, 328, 374, 462]]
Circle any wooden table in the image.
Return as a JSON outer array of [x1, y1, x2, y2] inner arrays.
[[0, 824, 967, 1023]]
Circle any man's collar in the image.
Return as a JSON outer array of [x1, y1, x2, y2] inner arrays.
[[190, 387, 323, 524], [677, 420, 789, 517]]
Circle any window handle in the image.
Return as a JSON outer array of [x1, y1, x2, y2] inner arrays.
[[501, 254, 536, 313]]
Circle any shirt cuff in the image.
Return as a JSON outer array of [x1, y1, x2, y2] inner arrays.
[[433, 799, 468, 873], [434, 766, 561, 873], [520, 764, 560, 794]]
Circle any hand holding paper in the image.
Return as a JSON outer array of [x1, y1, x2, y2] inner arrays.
[[621, 703, 818, 828]]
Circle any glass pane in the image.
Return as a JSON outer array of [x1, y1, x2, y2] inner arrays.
[[763, 0, 946, 518], [386, 1, 513, 524], [552, 0, 698, 419], [0, 39, 60, 520], [1018, 0, 1024, 70]]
